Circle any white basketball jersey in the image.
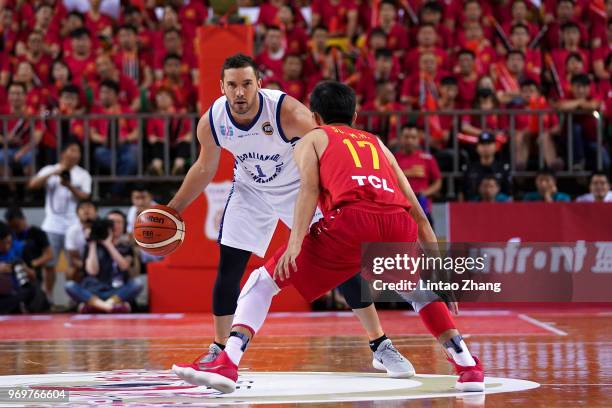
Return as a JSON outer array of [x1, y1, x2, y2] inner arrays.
[[209, 89, 300, 188]]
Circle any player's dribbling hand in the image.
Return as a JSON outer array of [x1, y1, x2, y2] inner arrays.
[[274, 245, 300, 282]]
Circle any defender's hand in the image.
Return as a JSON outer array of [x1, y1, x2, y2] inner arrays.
[[274, 245, 300, 282]]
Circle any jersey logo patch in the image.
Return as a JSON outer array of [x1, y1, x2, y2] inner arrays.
[[262, 122, 274, 135], [220, 125, 234, 137]]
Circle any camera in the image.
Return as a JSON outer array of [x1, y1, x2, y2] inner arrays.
[[60, 169, 71, 183], [89, 218, 114, 242], [13, 262, 29, 287]]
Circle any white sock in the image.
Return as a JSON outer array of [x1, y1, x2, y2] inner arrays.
[[225, 336, 245, 365], [233, 267, 280, 333], [445, 336, 476, 367]]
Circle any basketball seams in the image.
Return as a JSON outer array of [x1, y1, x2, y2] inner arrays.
[[135, 229, 184, 248], [134, 208, 185, 254], [139, 208, 185, 231]]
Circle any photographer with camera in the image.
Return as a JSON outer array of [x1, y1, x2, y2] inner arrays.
[[27, 140, 92, 303], [0, 222, 47, 314], [65, 210, 142, 313], [64, 200, 98, 281]]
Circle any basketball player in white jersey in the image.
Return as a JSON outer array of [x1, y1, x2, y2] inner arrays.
[[166, 54, 414, 377]]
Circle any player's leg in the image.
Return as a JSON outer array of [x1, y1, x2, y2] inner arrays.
[[337, 275, 415, 378]]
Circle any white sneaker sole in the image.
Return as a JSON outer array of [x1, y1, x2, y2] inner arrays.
[[372, 358, 416, 378], [455, 381, 485, 392], [172, 364, 237, 394]]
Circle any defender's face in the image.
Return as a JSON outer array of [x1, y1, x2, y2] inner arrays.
[[221, 67, 261, 115]]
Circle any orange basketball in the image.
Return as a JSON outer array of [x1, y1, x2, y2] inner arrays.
[[133, 205, 185, 256]]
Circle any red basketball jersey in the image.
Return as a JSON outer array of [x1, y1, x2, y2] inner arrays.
[[317, 125, 411, 214]]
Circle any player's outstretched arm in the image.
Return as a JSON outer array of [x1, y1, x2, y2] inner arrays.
[[168, 111, 222, 214], [377, 139, 437, 246], [279, 95, 317, 140], [275, 130, 323, 281]]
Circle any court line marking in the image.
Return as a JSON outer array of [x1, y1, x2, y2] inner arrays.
[[517, 314, 568, 336]]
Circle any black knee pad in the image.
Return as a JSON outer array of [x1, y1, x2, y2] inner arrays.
[[337, 274, 373, 310], [212, 245, 252, 316]]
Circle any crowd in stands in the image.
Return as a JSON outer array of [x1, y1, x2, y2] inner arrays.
[[0, 0, 610, 202]]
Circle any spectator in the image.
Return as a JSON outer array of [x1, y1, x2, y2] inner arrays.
[[255, 26, 286, 80], [419, 1, 453, 49], [84, 0, 114, 40], [592, 18, 612, 80], [551, 22, 590, 80], [127, 186, 156, 234], [0, 222, 47, 313], [457, 21, 496, 76], [403, 23, 449, 76], [91, 53, 140, 111], [257, 0, 305, 33], [576, 172, 612, 202], [65, 199, 98, 281], [394, 125, 442, 223], [0, 82, 43, 179], [27, 140, 91, 299], [493, 50, 537, 106], [560, 52, 587, 97], [472, 175, 512, 202], [64, 27, 97, 86], [153, 28, 197, 83], [544, 0, 589, 50], [401, 51, 446, 108], [303, 25, 329, 80], [462, 131, 511, 201], [370, 0, 409, 58], [501, 0, 540, 42], [65, 211, 143, 313], [557, 74, 609, 170], [122, 5, 155, 54], [516, 79, 562, 170], [357, 80, 404, 146], [47, 60, 75, 108], [277, 5, 309, 56], [311, 0, 359, 39], [278, 54, 306, 102], [4, 207, 53, 288], [57, 11, 86, 57], [15, 30, 54, 85], [356, 48, 400, 104], [146, 87, 193, 176], [523, 169, 571, 202], [454, 49, 479, 108], [91, 79, 138, 179], [114, 24, 153, 89], [13, 60, 45, 113], [461, 88, 508, 147], [507, 23, 542, 78], [150, 54, 197, 113]]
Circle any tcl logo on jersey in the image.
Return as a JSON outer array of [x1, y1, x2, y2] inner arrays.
[[351, 175, 395, 192]]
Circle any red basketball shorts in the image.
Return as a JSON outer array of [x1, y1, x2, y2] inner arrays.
[[264, 204, 418, 302]]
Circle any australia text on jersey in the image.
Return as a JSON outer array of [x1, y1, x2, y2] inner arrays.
[[236, 152, 284, 184]]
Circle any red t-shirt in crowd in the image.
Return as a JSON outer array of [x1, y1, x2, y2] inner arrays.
[[311, 0, 357, 35], [367, 24, 409, 53], [146, 111, 193, 145], [394, 149, 441, 212], [279, 78, 307, 102], [403, 47, 450, 76], [456, 74, 478, 108], [65, 54, 97, 85], [551, 48, 591, 79], [90, 104, 137, 144], [149, 78, 197, 112], [89, 74, 139, 108], [284, 26, 309, 56], [255, 50, 285, 79]]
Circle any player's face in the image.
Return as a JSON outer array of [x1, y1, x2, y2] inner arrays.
[[221, 67, 261, 115]]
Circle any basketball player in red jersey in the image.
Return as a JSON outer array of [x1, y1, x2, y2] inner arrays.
[[172, 81, 485, 393]]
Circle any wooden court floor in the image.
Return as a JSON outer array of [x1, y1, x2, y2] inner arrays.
[[0, 307, 610, 407]]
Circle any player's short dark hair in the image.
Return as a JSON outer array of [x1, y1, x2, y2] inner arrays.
[[507, 49, 525, 60], [422, 1, 443, 14], [118, 24, 137, 34], [440, 76, 458, 86], [565, 51, 584, 65], [520, 78, 539, 89], [60, 84, 80, 97], [589, 171, 610, 183], [309, 81, 356, 126], [4, 206, 25, 222], [164, 53, 181, 64], [457, 49, 476, 59], [561, 21, 580, 32], [77, 199, 97, 210], [510, 23, 529, 34], [70, 27, 90, 39], [0, 222, 10, 240], [221, 53, 259, 80], [375, 48, 393, 60], [570, 73, 590, 86], [67, 11, 85, 22], [379, 0, 396, 9], [369, 27, 387, 38], [7, 81, 27, 93], [100, 79, 120, 94]]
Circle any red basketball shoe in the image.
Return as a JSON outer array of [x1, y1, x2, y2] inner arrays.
[[172, 350, 238, 393], [449, 356, 485, 392]]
